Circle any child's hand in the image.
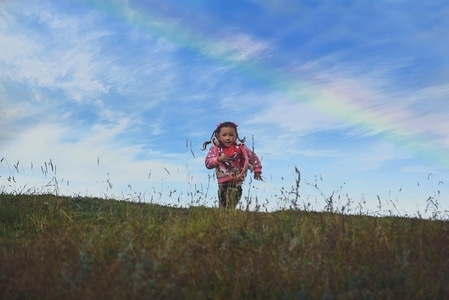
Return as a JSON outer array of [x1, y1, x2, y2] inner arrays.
[[254, 172, 262, 180], [218, 154, 232, 162]]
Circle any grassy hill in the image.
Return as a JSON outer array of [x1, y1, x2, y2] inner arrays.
[[1, 194, 448, 299]]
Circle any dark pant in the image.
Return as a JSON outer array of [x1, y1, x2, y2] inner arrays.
[[218, 183, 242, 209]]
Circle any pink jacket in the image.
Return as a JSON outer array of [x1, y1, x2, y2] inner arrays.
[[205, 143, 262, 184]]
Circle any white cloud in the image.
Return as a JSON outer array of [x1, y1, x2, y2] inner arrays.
[[0, 7, 109, 102], [0, 122, 204, 200], [0, 92, 46, 145], [248, 97, 346, 135], [0, 33, 35, 63], [207, 32, 273, 62]]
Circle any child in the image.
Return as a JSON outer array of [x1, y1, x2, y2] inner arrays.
[[202, 122, 262, 209]]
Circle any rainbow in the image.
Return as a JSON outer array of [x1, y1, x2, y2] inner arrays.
[[83, 0, 449, 170]]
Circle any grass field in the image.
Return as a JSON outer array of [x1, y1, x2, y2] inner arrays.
[[1, 193, 448, 299]]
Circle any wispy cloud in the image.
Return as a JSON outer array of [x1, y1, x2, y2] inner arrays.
[[0, 121, 198, 197], [207, 32, 273, 62]]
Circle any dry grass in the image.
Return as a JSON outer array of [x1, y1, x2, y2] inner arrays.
[[1, 193, 449, 299]]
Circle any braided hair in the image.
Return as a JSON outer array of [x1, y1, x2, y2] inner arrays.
[[202, 121, 246, 150]]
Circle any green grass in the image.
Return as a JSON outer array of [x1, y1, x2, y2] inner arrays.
[[1, 194, 448, 299]]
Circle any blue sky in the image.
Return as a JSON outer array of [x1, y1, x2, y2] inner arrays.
[[1, 0, 448, 217]]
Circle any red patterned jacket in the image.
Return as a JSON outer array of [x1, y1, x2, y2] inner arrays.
[[205, 143, 262, 184]]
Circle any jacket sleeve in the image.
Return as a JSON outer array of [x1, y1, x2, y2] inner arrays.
[[243, 145, 262, 173], [205, 146, 220, 169]]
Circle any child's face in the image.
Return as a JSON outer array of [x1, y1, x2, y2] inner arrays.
[[217, 126, 237, 147]]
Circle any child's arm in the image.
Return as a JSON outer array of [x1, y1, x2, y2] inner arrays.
[[243, 145, 262, 177], [205, 146, 220, 169]]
